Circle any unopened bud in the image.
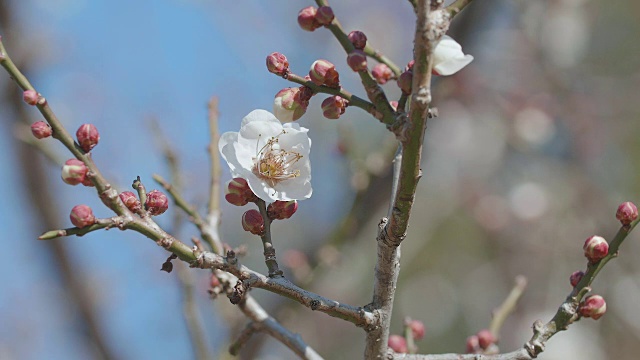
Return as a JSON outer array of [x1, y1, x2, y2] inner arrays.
[[466, 335, 480, 353], [348, 31, 367, 50], [347, 50, 367, 72], [30, 121, 52, 139], [298, 6, 321, 32], [23, 90, 39, 105], [389, 101, 399, 112], [81, 175, 94, 187], [407, 319, 425, 340], [266, 52, 289, 76], [61, 159, 88, 185], [569, 270, 584, 287], [397, 70, 413, 94], [242, 209, 264, 235], [273, 87, 309, 122], [321, 96, 348, 119], [405, 60, 415, 71], [372, 63, 393, 84], [616, 201, 638, 226], [309, 59, 340, 87], [119, 191, 142, 212], [70, 204, 96, 228], [387, 334, 407, 353], [210, 274, 220, 288], [76, 124, 100, 152], [583, 235, 608, 263], [145, 189, 169, 215], [267, 200, 298, 220], [579, 294, 607, 320], [476, 329, 496, 350], [315, 6, 334, 25], [225, 177, 257, 206]]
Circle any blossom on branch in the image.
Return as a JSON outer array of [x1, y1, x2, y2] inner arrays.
[[432, 35, 473, 76], [219, 110, 312, 202]]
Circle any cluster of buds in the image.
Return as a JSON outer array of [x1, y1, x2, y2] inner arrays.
[[273, 86, 314, 122], [145, 190, 169, 215], [616, 201, 638, 226], [466, 329, 497, 354], [321, 95, 348, 119], [119, 191, 142, 213], [267, 200, 298, 220], [225, 178, 258, 206], [579, 294, 607, 320], [266, 52, 289, 77], [297, 6, 334, 31], [309, 59, 340, 88], [372, 63, 393, 85], [583, 235, 608, 263], [31, 121, 52, 139], [242, 209, 265, 236], [76, 124, 100, 152], [387, 334, 408, 353], [70, 204, 96, 228]]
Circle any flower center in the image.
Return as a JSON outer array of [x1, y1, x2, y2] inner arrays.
[[253, 131, 303, 187]]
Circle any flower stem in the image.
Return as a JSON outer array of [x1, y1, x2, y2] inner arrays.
[[257, 200, 284, 278]]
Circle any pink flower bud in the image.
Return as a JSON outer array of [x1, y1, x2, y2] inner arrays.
[[579, 294, 607, 320], [145, 189, 169, 216], [476, 329, 496, 350], [23, 90, 39, 105], [119, 191, 142, 212], [309, 59, 340, 87], [76, 124, 100, 152], [407, 319, 425, 340], [242, 209, 264, 235], [210, 274, 220, 288], [347, 50, 367, 72], [348, 31, 367, 50], [397, 70, 413, 94], [267, 200, 298, 220], [266, 52, 289, 76], [466, 335, 480, 353], [388, 334, 407, 353], [30, 121, 52, 139], [298, 6, 321, 32], [225, 177, 256, 206], [321, 95, 348, 119], [389, 101, 399, 112], [61, 159, 88, 185], [583, 235, 608, 263], [81, 175, 95, 187], [315, 6, 334, 25], [372, 63, 393, 84], [405, 60, 415, 71], [70, 204, 96, 228], [570, 270, 584, 287], [273, 87, 309, 122], [616, 201, 638, 226]]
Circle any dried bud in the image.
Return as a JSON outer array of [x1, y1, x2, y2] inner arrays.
[[225, 177, 257, 206], [76, 124, 100, 152], [616, 201, 638, 226], [348, 31, 367, 50], [309, 59, 340, 87], [267, 200, 298, 220], [569, 270, 584, 287], [347, 50, 367, 72], [372, 63, 393, 84], [583, 235, 609, 263], [30, 121, 52, 139], [315, 6, 334, 25], [321, 95, 348, 119], [145, 189, 169, 215], [119, 191, 142, 212], [242, 209, 265, 235], [298, 6, 321, 32], [466, 335, 480, 353], [23, 90, 39, 105], [397, 70, 413, 94], [70, 205, 96, 228], [266, 52, 289, 76], [407, 319, 425, 340], [388, 334, 407, 353], [476, 330, 496, 350], [61, 159, 88, 185], [273, 87, 309, 123], [579, 294, 607, 320]]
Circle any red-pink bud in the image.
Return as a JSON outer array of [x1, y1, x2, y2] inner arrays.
[[569, 270, 584, 287], [266, 52, 289, 76], [298, 6, 321, 32], [267, 200, 298, 220], [23, 90, 39, 105], [76, 124, 100, 152], [273, 87, 309, 122], [210, 274, 220, 288], [70, 204, 96, 228], [397, 70, 413, 94], [348, 31, 368, 50], [81, 175, 95, 187], [583, 235, 608, 263], [372, 63, 393, 84], [30, 121, 52, 139], [309, 59, 340, 87], [476, 329, 496, 350], [61, 159, 88, 185], [347, 50, 367, 72], [387, 334, 407, 353], [408, 320, 425, 340], [466, 335, 480, 353], [389, 101, 399, 112], [145, 189, 169, 216], [225, 178, 256, 206], [315, 6, 334, 25], [242, 209, 264, 235], [616, 201, 638, 226], [119, 191, 142, 212], [321, 95, 348, 120], [406, 60, 415, 71], [579, 294, 607, 320]]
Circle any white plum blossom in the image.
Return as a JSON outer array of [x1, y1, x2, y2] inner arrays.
[[219, 109, 312, 202], [432, 35, 473, 76]]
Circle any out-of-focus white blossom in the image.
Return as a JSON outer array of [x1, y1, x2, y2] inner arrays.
[[433, 35, 473, 76]]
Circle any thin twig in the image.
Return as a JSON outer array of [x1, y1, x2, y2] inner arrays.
[[206, 97, 223, 254], [445, 0, 476, 19], [38, 217, 125, 240], [490, 276, 528, 338], [363, 45, 402, 77], [257, 199, 284, 277]]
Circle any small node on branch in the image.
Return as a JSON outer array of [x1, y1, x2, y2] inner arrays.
[[229, 280, 246, 304], [160, 254, 178, 273]]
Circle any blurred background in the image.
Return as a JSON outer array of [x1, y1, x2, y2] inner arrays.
[[1, 0, 640, 359]]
